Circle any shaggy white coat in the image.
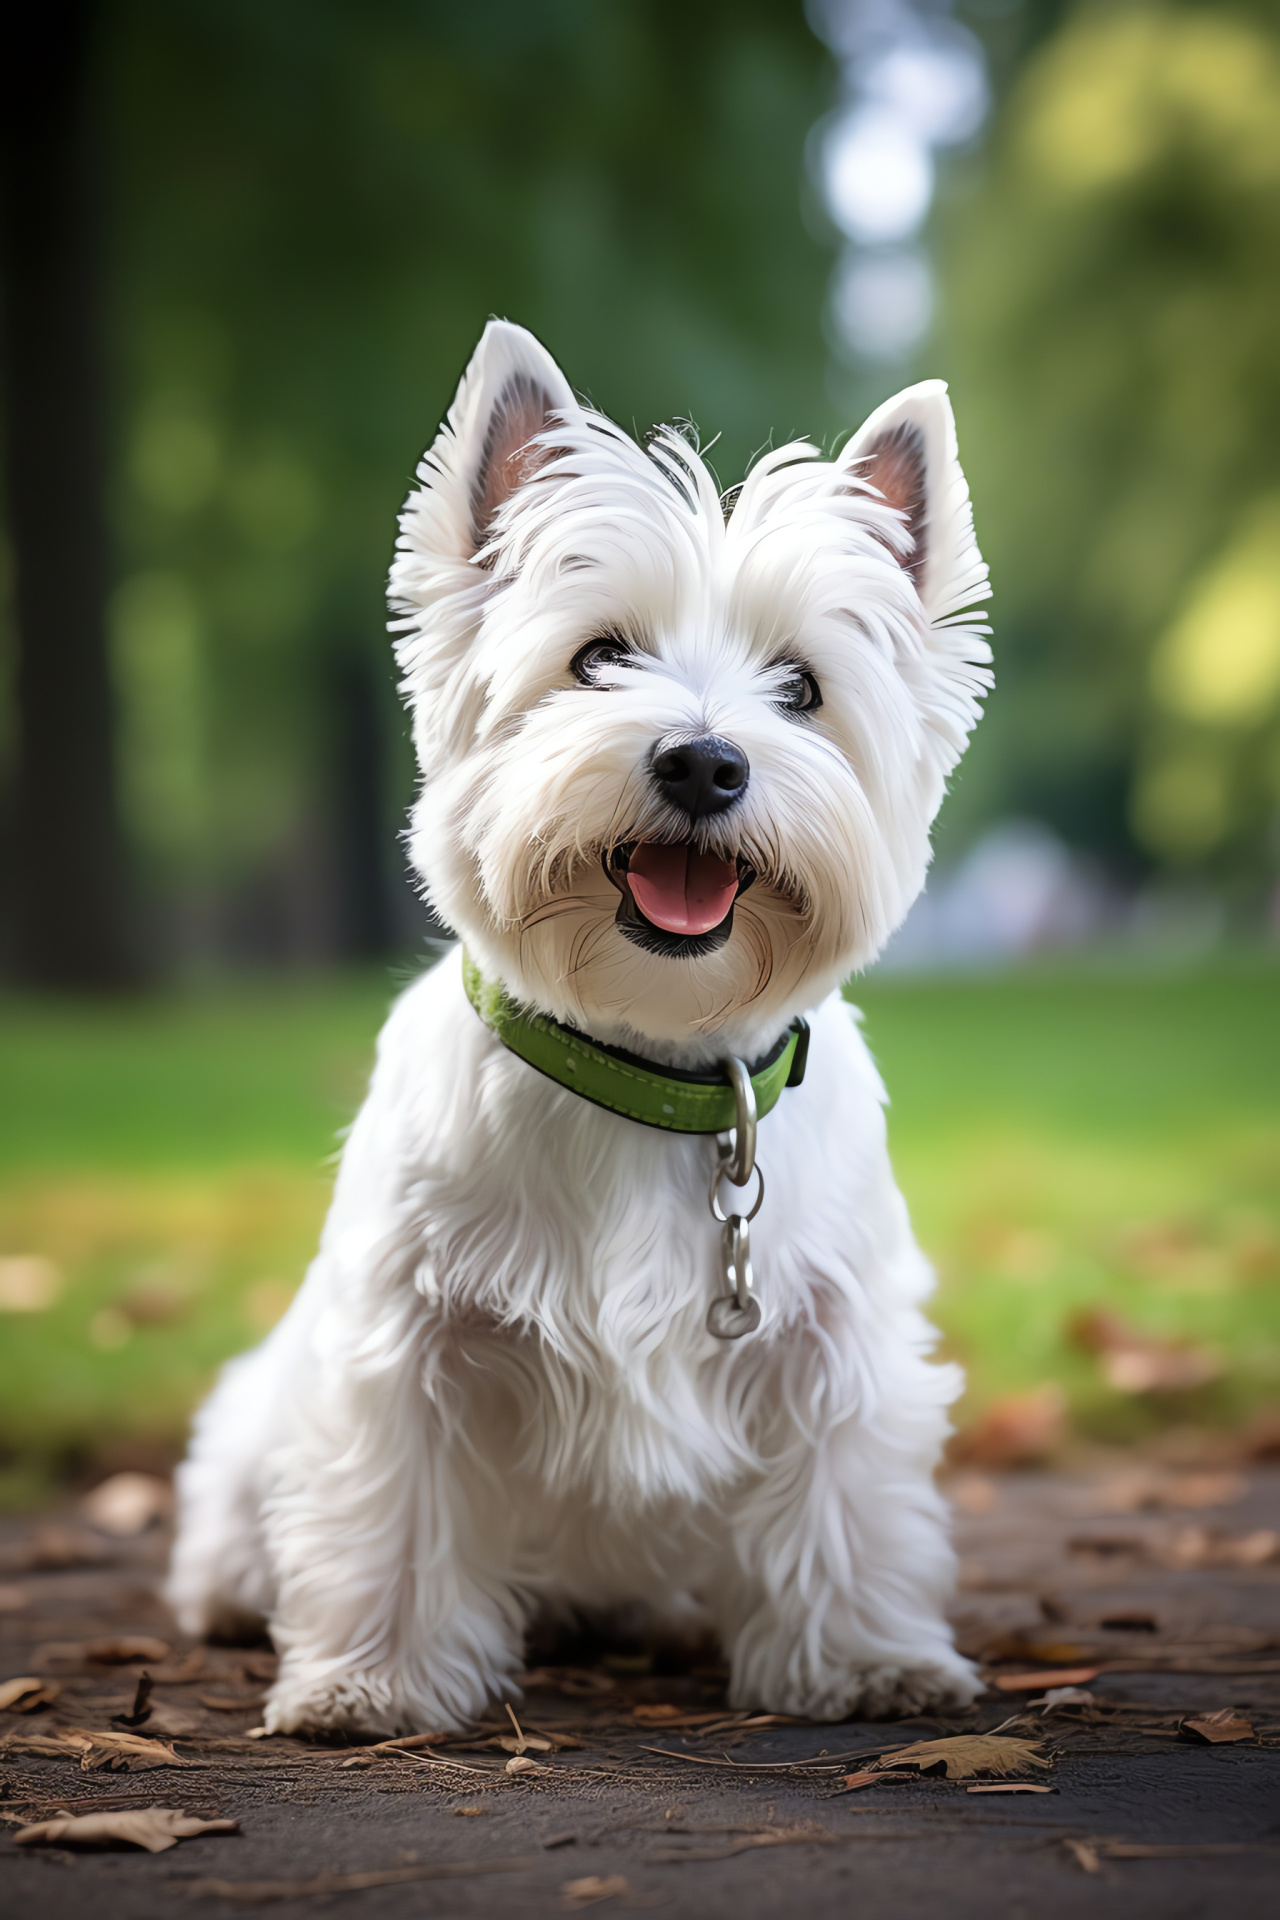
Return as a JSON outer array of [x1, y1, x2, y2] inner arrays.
[[169, 321, 993, 1733]]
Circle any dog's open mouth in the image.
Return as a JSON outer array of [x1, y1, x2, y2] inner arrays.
[[604, 843, 756, 957]]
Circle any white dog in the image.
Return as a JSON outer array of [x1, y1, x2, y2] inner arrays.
[[169, 321, 992, 1735]]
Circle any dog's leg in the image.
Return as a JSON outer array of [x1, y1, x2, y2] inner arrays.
[[259, 1270, 524, 1738], [716, 1323, 979, 1721]]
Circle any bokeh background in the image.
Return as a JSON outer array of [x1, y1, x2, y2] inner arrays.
[[1, 0, 1277, 1502]]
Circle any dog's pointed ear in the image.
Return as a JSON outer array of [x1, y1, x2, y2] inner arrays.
[[841, 380, 983, 624], [432, 321, 577, 556]]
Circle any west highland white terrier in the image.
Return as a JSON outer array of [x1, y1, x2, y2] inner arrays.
[[169, 320, 992, 1734]]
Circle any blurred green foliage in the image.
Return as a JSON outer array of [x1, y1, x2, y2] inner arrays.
[[941, 0, 1280, 894], [98, 0, 836, 946], [1, 961, 1277, 1497]]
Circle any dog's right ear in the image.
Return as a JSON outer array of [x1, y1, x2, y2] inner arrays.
[[416, 321, 578, 559]]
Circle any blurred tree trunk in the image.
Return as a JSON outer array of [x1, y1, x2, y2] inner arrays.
[[330, 647, 397, 959], [1, 1, 137, 987]]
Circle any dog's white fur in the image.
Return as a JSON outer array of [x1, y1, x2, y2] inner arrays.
[[169, 322, 992, 1734]]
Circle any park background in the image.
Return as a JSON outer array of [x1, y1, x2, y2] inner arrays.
[[1, 0, 1278, 1503]]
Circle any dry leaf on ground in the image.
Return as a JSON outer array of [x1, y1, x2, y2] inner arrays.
[[85, 1634, 172, 1665], [81, 1472, 173, 1536], [0, 1675, 60, 1712], [199, 1693, 268, 1712], [1064, 1838, 1100, 1874], [8, 1524, 109, 1571], [632, 1705, 738, 1729], [948, 1473, 999, 1516], [1069, 1310, 1221, 1394], [874, 1735, 1050, 1780], [1029, 1687, 1095, 1712], [948, 1385, 1067, 1468], [966, 1783, 1053, 1794], [833, 1770, 914, 1793], [990, 1666, 1100, 1692], [505, 1753, 541, 1775], [15, 1807, 237, 1852], [1160, 1526, 1279, 1569], [141, 1702, 200, 1736], [562, 1874, 630, 1908], [1179, 1709, 1254, 1744], [1087, 1469, 1244, 1514], [0, 1725, 200, 1771]]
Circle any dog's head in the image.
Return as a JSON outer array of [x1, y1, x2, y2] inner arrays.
[[391, 322, 990, 1062]]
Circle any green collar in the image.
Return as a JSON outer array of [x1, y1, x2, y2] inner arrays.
[[462, 950, 808, 1134]]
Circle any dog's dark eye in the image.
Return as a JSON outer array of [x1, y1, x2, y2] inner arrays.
[[775, 667, 822, 714], [570, 636, 632, 686]]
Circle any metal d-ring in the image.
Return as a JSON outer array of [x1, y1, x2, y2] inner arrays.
[[709, 1157, 765, 1224], [721, 1056, 757, 1185]]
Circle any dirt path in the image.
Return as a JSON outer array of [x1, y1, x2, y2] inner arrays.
[[2, 1465, 1278, 1917]]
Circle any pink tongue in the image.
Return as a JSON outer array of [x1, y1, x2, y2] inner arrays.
[[626, 844, 740, 936]]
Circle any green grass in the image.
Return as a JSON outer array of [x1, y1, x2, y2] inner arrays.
[[0, 958, 1277, 1500], [855, 961, 1280, 1442]]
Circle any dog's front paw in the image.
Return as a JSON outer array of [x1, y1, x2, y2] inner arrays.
[[842, 1657, 980, 1721], [265, 1670, 406, 1739], [744, 1652, 979, 1723]]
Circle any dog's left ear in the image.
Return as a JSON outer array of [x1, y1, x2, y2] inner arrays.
[[840, 380, 984, 625], [413, 320, 579, 560]]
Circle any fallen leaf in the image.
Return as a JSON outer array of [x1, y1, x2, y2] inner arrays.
[[832, 1769, 914, 1794], [874, 1735, 1050, 1781], [505, 1753, 541, 1775], [1239, 1410, 1280, 1460], [81, 1472, 173, 1536], [1029, 1687, 1095, 1712], [1069, 1310, 1221, 1394], [632, 1705, 742, 1729], [3, 1725, 202, 1771], [544, 1831, 577, 1848], [948, 1384, 1067, 1468], [15, 1806, 237, 1852], [238, 1652, 279, 1682], [453, 1806, 485, 1817], [0, 1674, 60, 1712], [562, 1874, 629, 1909], [143, 1702, 200, 1736], [1179, 1709, 1255, 1745], [85, 1635, 172, 1665], [0, 1255, 62, 1311], [966, 1783, 1053, 1794], [990, 1666, 1101, 1693], [498, 1733, 554, 1753], [150, 1648, 208, 1683], [1160, 1526, 1279, 1570], [10, 1524, 109, 1571], [1087, 1468, 1244, 1513], [949, 1473, 999, 1516], [199, 1693, 268, 1713], [1064, 1838, 1100, 1874], [980, 1638, 1096, 1667]]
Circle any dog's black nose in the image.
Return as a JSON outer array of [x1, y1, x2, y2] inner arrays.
[[651, 735, 750, 819]]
